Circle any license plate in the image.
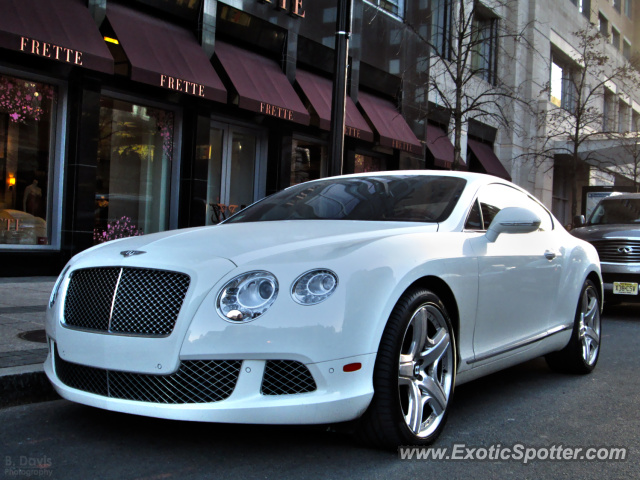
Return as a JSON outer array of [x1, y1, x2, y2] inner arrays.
[[613, 282, 639, 295]]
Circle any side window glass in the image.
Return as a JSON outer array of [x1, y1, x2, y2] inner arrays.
[[464, 199, 483, 230], [522, 196, 554, 231], [478, 184, 553, 231]]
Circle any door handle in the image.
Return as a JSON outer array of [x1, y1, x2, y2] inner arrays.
[[544, 250, 556, 260]]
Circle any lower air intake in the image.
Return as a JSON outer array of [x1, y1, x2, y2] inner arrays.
[[261, 360, 317, 395], [54, 346, 241, 404]]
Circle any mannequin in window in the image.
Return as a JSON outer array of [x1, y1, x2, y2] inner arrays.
[[23, 179, 42, 216]]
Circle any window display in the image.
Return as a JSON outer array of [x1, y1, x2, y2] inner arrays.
[[354, 154, 387, 173], [291, 138, 327, 186], [0, 73, 57, 246], [94, 97, 174, 244]]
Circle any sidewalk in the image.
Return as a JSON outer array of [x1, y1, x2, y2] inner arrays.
[[0, 277, 58, 407]]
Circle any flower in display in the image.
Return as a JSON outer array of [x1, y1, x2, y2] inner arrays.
[[0, 75, 55, 123], [93, 216, 144, 244]]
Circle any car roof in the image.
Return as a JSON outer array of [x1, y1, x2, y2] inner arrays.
[[305, 170, 509, 186], [602, 193, 640, 200]]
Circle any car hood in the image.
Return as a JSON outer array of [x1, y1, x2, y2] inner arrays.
[[571, 224, 640, 242], [81, 220, 439, 266]]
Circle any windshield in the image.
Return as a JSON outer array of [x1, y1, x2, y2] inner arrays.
[[225, 175, 467, 224], [589, 198, 640, 225]]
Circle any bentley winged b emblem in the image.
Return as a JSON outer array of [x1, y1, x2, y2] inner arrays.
[[120, 250, 146, 258]]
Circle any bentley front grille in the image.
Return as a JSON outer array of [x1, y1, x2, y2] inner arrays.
[[54, 346, 241, 404], [63, 267, 190, 336], [261, 360, 317, 395], [590, 239, 640, 264]]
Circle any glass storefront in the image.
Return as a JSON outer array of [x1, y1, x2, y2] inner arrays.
[[0, 73, 57, 246], [291, 138, 327, 186], [354, 154, 387, 173], [94, 97, 174, 244], [201, 121, 261, 225]]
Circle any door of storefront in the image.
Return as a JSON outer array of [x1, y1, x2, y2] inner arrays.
[[205, 121, 264, 225]]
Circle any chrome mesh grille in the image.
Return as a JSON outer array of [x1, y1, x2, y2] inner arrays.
[[261, 360, 317, 395], [63, 268, 121, 332], [54, 346, 241, 404], [63, 267, 190, 336], [590, 239, 640, 264]]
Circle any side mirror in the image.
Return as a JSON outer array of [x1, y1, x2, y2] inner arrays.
[[573, 215, 585, 227], [486, 207, 541, 242]]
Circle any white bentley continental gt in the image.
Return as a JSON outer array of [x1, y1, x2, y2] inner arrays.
[[45, 172, 603, 448]]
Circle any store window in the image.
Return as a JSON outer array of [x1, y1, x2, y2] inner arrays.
[[291, 138, 327, 186], [0, 73, 57, 246], [94, 97, 174, 244], [354, 154, 387, 173], [200, 121, 263, 225]]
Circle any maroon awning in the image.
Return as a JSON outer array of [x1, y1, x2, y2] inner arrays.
[[426, 124, 467, 170], [296, 70, 373, 142], [358, 92, 423, 155], [214, 41, 310, 125], [467, 138, 511, 181], [0, 0, 113, 74], [106, 4, 226, 102]]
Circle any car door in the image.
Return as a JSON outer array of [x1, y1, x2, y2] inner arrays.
[[468, 184, 562, 362]]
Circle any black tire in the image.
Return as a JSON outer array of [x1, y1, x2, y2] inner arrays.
[[355, 287, 457, 449], [545, 279, 601, 375]]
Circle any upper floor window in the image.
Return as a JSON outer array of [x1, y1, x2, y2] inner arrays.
[[570, 0, 591, 19], [624, 39, 632, 60], [614, 0, 622, 13], [625, 0, 633, 18], [432, 0, 454, 60], [612, 27, 621, 50], [471, 13, 499, 84], [603, 90, 616, 131], [366, 0, 405, 19], [618, 101, 629, 133], [550, 57, 578, 113], [599, 12, 609, 37]]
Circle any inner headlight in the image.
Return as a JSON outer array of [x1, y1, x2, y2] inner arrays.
[[216, 271, 278, 322], [291, 269, 338, 305], [49, 265, 70, 308]]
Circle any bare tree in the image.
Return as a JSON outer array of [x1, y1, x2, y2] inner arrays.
[[402, 0, 537, 170], [527, 20, 640, 218]]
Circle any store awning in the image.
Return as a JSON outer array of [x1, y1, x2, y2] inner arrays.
[[214, 41, 310, 125], [426, 124, 467, 170], [296, 70, 373, 142], [358, 92, 422, 155], [0, 0, 113, 74], [106, 4, 226, 102], [467, 138, 511, 181]]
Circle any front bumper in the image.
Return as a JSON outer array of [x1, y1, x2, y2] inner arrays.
[[44, 349, 375, 425]]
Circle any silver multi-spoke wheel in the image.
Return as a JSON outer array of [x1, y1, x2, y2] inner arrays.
[[398, 304, 453, 438], [578, 285, 600, 366]]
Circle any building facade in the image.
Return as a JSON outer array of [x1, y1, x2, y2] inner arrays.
[[0, 0, 638, 275]]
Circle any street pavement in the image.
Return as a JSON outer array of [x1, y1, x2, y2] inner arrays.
[[0, 278, 54, 369], [1, 303, 639, 479]]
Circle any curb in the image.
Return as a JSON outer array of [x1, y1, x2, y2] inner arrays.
[[0, 364, 60, 408]]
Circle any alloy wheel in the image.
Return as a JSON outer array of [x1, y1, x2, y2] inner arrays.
[[398, 304, 453, 438], [579, 285, 601, 366]]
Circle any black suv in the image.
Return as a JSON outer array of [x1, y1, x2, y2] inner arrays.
[[572, 193, 640, 305]]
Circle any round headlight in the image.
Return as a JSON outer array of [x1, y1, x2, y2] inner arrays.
[[216, 271, 278, 322], [291, 269, 339, 305]]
